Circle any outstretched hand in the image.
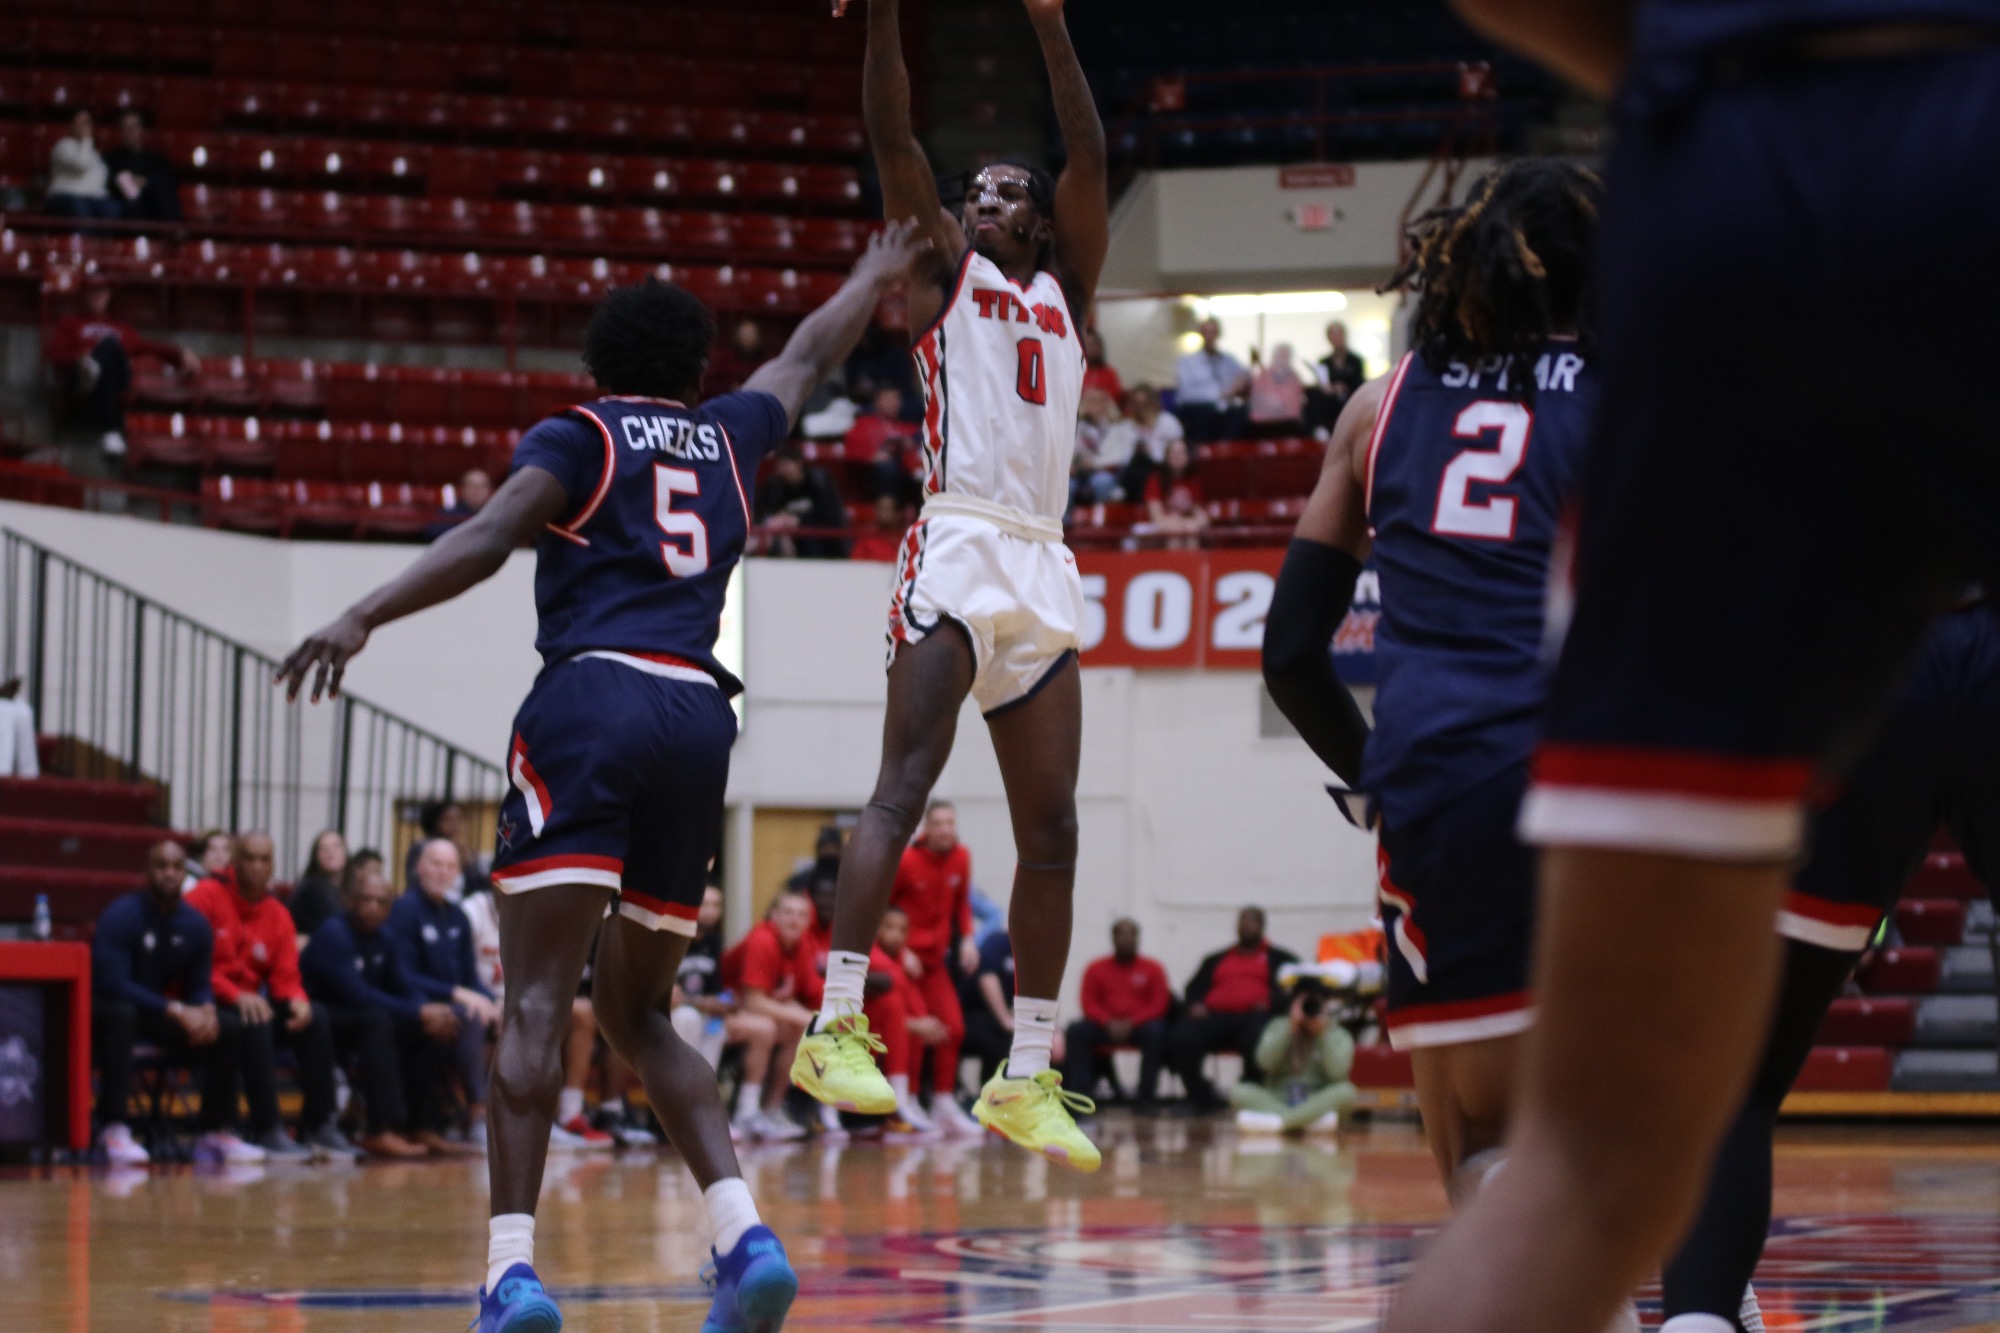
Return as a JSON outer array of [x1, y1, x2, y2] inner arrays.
[[850, 216, 933, 288], [276, 609, 370, 703]]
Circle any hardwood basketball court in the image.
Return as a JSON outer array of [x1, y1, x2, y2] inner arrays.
[[11, 1113, 2000, 1331]]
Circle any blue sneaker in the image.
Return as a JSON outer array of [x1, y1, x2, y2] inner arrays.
[[699, 1225, 798, 1333], [472, 1263, 562, 1333]]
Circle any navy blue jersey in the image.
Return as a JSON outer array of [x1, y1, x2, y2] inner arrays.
[[511, 391, 788, 694], [1633, 0, 2000, 63], [1359, 345, 1597, 829]]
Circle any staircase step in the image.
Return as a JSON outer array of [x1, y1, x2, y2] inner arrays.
[[0, 816, 174, 873], [1938, 945, 1996, 993], [1913, 995, 1998, 1047], [1856, 947, 1941, 995], [0, 776, 159, 825], [1908, 852, 1984, 900], [1817, 997, 1915, 1047], [0, 866, 135, 926], [1795, 1046, 1891, 1093], [1896, 898, 1968, 947], [1894, 1048, 2000, 1093]]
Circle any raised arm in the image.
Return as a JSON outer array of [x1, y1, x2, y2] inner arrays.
[[1025, 0, 1108, 307], [1259, 375, 1385, 784], [276, 467, 570, 703], [742, 219, 931, 429], [1449, 0, 1632, 97], [852, 0, 963, 285]]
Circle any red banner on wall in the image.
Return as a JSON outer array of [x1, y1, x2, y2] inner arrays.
[[1074, 549, 1285, 670]]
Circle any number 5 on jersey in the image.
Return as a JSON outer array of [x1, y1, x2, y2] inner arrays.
[[1434, 400, 1533, 540], [655, 464, 709, 576]]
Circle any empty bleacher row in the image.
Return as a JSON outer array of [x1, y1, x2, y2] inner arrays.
[[2, 7, 865, 109], [1, 125, 865, 211], [1799, 837, 2000, 1095]]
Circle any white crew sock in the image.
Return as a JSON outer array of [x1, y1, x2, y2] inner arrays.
[[816, 951, 870, 1029], [888, 1072, 911, 1101], [1008, 998, 1060, 1078], [1660, 1317, 1733, 1333], [486, 1213, 535, 1291], [1739, 1287, 1766, 1333], [734, 1081, 761, 1119], [704, 1176, 762, 1256], [557, 1087, 584, 1124]]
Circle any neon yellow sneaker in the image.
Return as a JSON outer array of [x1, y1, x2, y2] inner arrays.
[[972, 1062, 1100, 1172], [790, 1013, 897, 1116]]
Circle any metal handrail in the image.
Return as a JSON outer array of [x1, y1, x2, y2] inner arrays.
[[0, 526, 504, 877]]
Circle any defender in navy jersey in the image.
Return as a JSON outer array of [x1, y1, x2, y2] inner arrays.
[[1385, 2, 2000, 1331], [279, 224, 929, 1333], [1262, 160, 1609, 1201]]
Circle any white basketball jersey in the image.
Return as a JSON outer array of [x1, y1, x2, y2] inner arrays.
[[912, 251, 1084, 526]]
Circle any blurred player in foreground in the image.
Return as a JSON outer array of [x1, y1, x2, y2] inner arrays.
[[1385, 0, 2000, 1328]]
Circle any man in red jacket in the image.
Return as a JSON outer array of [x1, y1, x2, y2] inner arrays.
[[719, 890, 820, 1142], [187, 830, 347, 1159], [885, 802, 979, 1135], [44, 276, 199, 457], [1064, 918, 1173, 1110], [863, 905, 953, 1134]]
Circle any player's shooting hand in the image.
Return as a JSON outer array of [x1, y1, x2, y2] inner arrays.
[[277, 609, 370, 703], [851, 217, 932, 289]]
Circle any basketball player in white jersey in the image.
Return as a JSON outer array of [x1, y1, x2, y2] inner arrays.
[[791, 0, 1108, 1169]]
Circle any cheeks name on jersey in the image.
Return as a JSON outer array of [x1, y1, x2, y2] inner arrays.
[[617, 413, 723, 463], [1440, 349, 1585, 395], [969, 288, 1068, 339]]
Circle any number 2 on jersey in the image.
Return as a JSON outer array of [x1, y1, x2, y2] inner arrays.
[[654, 464, 709, 576], [1433, 400, 1532, 540]]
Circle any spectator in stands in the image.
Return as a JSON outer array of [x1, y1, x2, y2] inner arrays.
[[1142, 438, 1210, 548], [1169, 906, 1299, 1113], [401, 799, 490, 895], [388, 838, 501, 1144], [426, 468, 493, 541], [104, 110, 181, 224], [845, 323, 917, 407], [1063, 919, 1173, 1111], [186, 829, 233, 892], [1174, 318, 1249, 443], [92, 839, 247, 1166], [1082, 328, 1124, 406], [187, 830, 346, 1157], [46, 276, 200, 458], [45, 110, 116, 221], [1248, 343, 1308, 437], [961, 927, 1017, 1087], [719, 888, 818, 1140], [1071, 385, 1125, 507], [786, 826, 846, 900], [705, 319, 767, 396], [888, 801, 980, 1133], [0, 678, 37, 777], [670, 884, 738, 1070], [287, 829, 349, 940], [1097, 383, 1185, 500], [1228, 978, 1357, 1135], [1313, 322, 1367, 419], [842, 384, 922, 505], [869, 905, 956, 1133], [755, 443, 849, 559], [849, 493, 909, 563], [300, 853, 456, 1159]]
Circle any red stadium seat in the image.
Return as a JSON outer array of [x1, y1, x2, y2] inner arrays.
[[283, 480, 368, 538], [1895, 898, 1967, 947], [357, 480, 444, 537], [678, 158, 744, 202], [358, 194, 426, 237], [1791, 1047, 1891, 1093], [337, 85, 405, 135], [385, 366, 459, 424], [126, 412, 208, 469], [402, 90, 462, 138], [278, 83, 342, 130], [545, 205, 608, 245], [671, 211, 738, 256], [324, 362, 392, 420], [483, 200, 544, 242], [796, 164, 864, 209], [608, 207, 672, 249], [429, 148, 499, 200], [798, 217, 865, 262], [298, 189, 358, 232], [208, 416, 275, 471], [153, 77, 214, 128], [351, 141, 430, 188], [202, 355, 261, 411], [735, 215, 800, 261], [262, 359, 327, 412], [494, 149, 560, 195], [517, 98, 581, 140], [428, 196, 486, 240], [237, 187, 297, 229], [461, 95, 519, 141], [1856, 947, 1942, 995], [1816, 997, 1917, 1047], [458, 372, 523, 429], [204, 475, 286, 533]]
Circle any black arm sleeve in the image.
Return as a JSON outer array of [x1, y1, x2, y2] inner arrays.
[[1261, 537, 1372, 785]]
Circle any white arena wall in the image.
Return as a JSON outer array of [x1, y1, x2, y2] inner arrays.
[[1, 499, 1380, 1003]]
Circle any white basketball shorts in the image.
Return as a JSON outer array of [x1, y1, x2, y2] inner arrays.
[[885, 507, 1085, 714]]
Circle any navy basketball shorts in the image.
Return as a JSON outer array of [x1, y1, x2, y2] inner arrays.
[[490, 652, 736, 935], [1786, 606, 2000, 949], [1377, 764, 1536, 1051], [1519, 47, 2000, 863]]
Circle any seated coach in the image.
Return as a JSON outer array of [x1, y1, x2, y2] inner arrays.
[[91, 839, 243, 1165], [1064, 918, 1173, 1110], [387, 839, 501, 1137]]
